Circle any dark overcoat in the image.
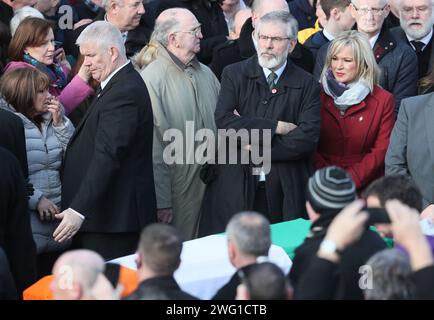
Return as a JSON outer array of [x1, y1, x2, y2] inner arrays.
[[199, 56, 320, 236]]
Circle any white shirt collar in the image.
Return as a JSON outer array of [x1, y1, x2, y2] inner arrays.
[[262, 60, 287, 84], [322, 28, 335, 41], [101, 60, 130, 90], [104, 13, 128, 43], [369, 32, 381, 48], [406, 28, 433, 50]]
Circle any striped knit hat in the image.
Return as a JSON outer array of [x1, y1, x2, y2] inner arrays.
[[306, 166, 356, 213]]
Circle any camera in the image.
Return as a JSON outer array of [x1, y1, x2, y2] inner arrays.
[[54, 41, 63, 50]]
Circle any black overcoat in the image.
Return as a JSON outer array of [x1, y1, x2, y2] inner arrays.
[[199, 56, 320, 236]]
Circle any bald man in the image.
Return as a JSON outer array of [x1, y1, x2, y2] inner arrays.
[[229, 8, 252, 39], [209, 0, 314, 80], [50, 249, 116, 300]]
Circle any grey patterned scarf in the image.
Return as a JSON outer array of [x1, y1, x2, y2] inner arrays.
[[321, 69, 371, 113]]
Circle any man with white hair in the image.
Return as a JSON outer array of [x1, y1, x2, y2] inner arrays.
[[314, 0, 418, 111], [200, 11, 320, 236], [391, 0, 434, 82], [210, 0, 314, 80], [58, 21, 156, 260], [68, 0, 151, 58], [139, 8, 220, 241]]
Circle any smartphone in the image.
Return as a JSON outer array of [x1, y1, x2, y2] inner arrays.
[[54, 41, 63, 50], [363, 207, 391, 225]]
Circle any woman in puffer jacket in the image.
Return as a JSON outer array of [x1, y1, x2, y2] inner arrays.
[[0, 68, 74, 277]]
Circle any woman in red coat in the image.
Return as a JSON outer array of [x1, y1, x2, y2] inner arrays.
[[314, 30, 395, 191]]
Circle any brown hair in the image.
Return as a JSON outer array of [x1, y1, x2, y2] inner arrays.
[[0, 68, 50, 128], [8, 17, 52, 61], [321, 0, 351, 19]]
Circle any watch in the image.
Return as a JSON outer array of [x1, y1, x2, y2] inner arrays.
[[319, 239, 342, 255]]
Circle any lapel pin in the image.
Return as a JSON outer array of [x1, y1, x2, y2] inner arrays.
[[359, 116, 363, 122], [271, 88, 277, 94]]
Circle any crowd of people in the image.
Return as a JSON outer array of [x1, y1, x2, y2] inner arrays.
[[1, 0, 434, 300]]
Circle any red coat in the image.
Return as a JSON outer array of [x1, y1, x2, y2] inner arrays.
[[314, 85, 395, 190]]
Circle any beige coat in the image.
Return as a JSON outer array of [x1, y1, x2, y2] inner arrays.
[[140, 45, 220, 240]]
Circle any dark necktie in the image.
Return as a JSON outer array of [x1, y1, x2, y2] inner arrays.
[[267, 72, 277, 91], [411, 40, 425, 54], [95, 85, 102, 98]]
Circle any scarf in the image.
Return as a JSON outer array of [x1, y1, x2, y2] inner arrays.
[[23, 53, 67, 89], [322, 69, 371, 113]]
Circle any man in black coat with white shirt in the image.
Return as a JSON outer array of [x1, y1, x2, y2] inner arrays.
[[199, 11, 320, 236], [58, 21, 156, 261]]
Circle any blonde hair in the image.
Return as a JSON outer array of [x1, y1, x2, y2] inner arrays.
[[132, 38, 160, 70], [321, 30, 380, 92]]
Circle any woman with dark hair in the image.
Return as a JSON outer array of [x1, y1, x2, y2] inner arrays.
[[0, 68, 74, 276], [4, 17, 93, 114]]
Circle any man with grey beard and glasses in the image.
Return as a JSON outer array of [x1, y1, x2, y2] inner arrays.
[[199, 11, 320, 237], [391, 0, 434, 82]]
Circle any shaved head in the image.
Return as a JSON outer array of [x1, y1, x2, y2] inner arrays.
[[251, 0, 290, 27]]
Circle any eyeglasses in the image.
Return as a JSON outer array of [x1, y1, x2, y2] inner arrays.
[[258, 34, 290, 43], [352, 4, 388, 16], [174, 25, 202, 37], [401, 6, 431, 15]]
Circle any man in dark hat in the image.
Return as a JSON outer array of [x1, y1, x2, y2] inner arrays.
[[289, 166, 387, 300]]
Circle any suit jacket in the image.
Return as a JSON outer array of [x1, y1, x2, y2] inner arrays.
[[212, 264, 255, 300], [0, 147, 36, 294], [386, 93, 434, 209], [391, 26, 434, 84], [61, 62, 157, 234], [124, 275, 198, 300], [199, 56, 320, 236]]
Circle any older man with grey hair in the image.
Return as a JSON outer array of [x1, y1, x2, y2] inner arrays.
[[138, 8, 220, 241], [68, 0, 151, 58], [58, 21, 156, 260], [212, 211, 272, 300], [314, 0, 418, 111], [200, 11, 320, 237], [363, 248, 417, 300], [391, 0, 434, 83]]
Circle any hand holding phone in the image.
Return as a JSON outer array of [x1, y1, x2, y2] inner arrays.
[[363, 207, 391, 226]]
